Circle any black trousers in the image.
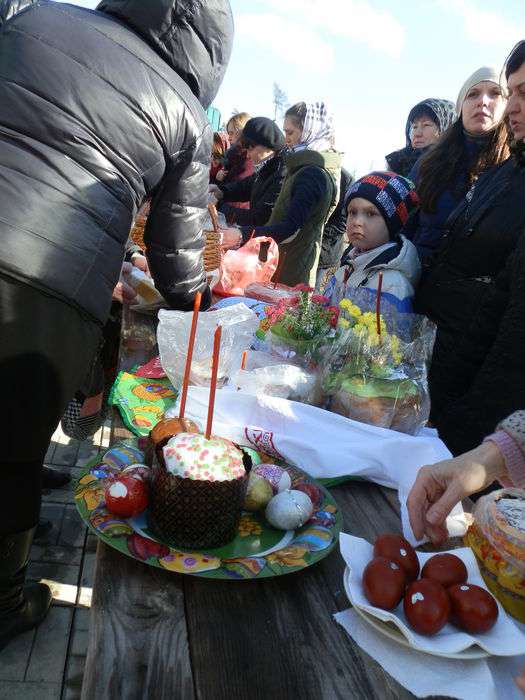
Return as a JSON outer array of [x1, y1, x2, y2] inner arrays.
[[0, 273, 102, 535]]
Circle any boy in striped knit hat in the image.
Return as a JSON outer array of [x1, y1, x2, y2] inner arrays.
[[324, 171, 421, 312]]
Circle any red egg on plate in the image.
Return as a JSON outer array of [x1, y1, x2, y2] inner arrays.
[[404, 579, 450, 635], [421, 553, 468, 588], [104, 475, 148, 518], [373, 533, 420, 581], [448, 583, 499, 633], [363, 556, 407, 610]]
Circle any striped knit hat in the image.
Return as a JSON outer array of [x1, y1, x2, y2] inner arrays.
[[344, 171, 420, 239]]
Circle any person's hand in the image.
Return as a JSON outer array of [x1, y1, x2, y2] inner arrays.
[[220, 226, 243, 250], [131, 253, 150, 276], [215, 169, 227, 183], [406, 441, 507, 545], [516, 664, 525, 695], [112, 262, 137, 304]]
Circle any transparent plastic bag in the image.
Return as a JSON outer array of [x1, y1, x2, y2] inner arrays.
[[214, 237, 279, 296], [231, 364, 320, 405], [157, 303, 259, 388], [473, 488, 525, 574], [320, 289, 436, 435]]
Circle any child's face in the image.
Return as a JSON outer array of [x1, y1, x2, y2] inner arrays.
[[346, 197, 390, 251]]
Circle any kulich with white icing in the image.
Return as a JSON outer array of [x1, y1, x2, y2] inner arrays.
[[162, 433, 245, 482]]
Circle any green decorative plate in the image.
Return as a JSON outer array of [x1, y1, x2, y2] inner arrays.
[[75, 439, 342, 580]]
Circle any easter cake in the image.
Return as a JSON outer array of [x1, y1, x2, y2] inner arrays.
[[149, 432, 250, 548]]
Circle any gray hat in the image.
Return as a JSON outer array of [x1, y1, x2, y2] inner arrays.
[[456, 66, 504, 114]]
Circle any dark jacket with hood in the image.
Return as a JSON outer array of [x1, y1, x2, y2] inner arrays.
[[319, 167, 353, 269], [219, 151, 286, 227], [415, 151, 525, 427], [0, 0, 233, 323], [385, 98, 456, 177]]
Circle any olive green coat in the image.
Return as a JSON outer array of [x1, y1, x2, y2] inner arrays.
[[269, 149, 342, 286]]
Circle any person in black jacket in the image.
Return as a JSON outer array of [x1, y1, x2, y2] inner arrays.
[[212, 117, 286, 228], [0, 0, 233, 648], [420, 40, 525, 454]]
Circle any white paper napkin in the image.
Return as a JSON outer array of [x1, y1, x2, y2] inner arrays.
[[340, 533, 525, 656], [168, 387, 467, 543]]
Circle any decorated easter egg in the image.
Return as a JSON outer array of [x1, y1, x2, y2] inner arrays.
[[243, 473, 273, 512], [253, 464, 291, 495], [265, 490, 313, 530], [122, 463, 151, 482], [105, 475, 148, 518]]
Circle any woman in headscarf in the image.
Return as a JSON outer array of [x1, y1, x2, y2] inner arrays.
[[231, 101, 342, 287], [385, 98, 457, 177], [408, 67, 509, 268]]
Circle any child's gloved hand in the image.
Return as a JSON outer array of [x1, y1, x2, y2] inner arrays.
[[113, 262, 137, 304]]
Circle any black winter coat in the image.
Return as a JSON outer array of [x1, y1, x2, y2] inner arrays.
[[0, 0, 233, 322], [432, 231, 525, 455], [219, 152, 286, 227], [415, 156, 525, 419], [319, 167, 353, 269]]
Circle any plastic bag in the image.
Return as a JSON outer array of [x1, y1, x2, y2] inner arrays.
[[157, 303, 259, 388], [320, 288, 436, 435], [467, 488, 525, 622], [231, 364, 320, 404], [214, 237, 279, 296]]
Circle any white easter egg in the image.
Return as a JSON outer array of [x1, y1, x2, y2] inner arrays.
[[265, 489, 313, 530]]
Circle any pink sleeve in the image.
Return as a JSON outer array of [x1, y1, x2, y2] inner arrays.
[[484, 431, 525, 489]]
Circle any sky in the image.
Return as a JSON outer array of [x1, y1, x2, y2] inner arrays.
[[58, 0, 525, 176]]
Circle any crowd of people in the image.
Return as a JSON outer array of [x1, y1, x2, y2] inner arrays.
[[0, 1, 524, 688]]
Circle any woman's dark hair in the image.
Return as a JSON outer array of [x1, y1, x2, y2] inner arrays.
[[417, 119, 510, 212], [285, 102, 307, 130], [505, 41, 525, 80]]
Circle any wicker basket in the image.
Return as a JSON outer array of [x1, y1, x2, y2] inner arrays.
[[148, 451, 250, 549]]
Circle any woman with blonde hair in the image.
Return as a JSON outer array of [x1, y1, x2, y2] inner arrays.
[[215, 111, 253, 208]]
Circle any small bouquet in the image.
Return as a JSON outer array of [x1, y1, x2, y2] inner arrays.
[[321, 289, 435, 434], [261, 285, 339, 364]]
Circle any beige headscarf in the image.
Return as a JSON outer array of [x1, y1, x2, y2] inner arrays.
[[456, 66, 504, 114]]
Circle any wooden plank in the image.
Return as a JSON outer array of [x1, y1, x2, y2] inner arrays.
[[0, 680, 61, 700], [80, 543, 195, 700], [0, 629, 35, 682]]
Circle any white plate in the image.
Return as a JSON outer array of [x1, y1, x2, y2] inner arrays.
[[343, 567, 490, 660]]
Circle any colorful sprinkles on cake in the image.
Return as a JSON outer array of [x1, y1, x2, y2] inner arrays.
[[163, 433, 245, 481]]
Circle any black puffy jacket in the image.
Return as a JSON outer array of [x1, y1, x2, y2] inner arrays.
[[319, 167, 353, 269], [0, 0, 233, 322]]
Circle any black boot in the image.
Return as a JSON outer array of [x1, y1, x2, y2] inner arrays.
[[0, 527, 52, 650], [42, 465, 70, 489]]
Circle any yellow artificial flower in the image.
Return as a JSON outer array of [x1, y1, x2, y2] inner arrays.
[[338, 318, 351, 330]]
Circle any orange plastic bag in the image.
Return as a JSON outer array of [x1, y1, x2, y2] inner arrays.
[[214, 236, 279, 296]]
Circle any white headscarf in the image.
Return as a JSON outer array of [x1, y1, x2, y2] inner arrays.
[[456, 66, 505, 114], [293, 101, 335, 153]]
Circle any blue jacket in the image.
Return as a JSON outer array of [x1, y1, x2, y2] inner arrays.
[[407, 134, 489, 268]]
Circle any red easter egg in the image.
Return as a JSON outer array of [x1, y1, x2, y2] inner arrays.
[[404, 579, 450, 635], [105, 475, 148, 518], [421, 554, 468, 588], [448, 584, 498, 633], [363, 556, 407, 610], [374, 533, 420, 582]]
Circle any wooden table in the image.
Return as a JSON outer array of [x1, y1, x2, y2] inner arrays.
[[81, 307, 453, 700]]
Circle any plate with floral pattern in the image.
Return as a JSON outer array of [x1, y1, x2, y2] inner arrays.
[[74, 438, 342, 580]]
